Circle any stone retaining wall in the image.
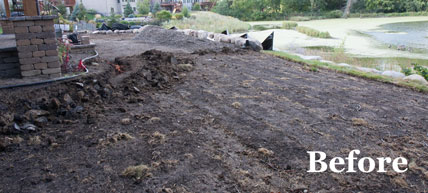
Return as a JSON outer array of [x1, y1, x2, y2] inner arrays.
[[0, 20, 14, 34], [10, 16, 61, 79], [0, 47, 20, 78]]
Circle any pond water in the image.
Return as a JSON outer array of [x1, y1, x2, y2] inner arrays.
[[367, 21, 428, 50]]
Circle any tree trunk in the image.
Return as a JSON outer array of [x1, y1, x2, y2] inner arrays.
[[343, 0, 355, 18]]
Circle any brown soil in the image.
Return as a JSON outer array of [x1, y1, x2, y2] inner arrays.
[[0, 28, 427, 193]]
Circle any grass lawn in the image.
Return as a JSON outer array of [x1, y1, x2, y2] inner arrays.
[[0, 27, 3, 34], [265, 50, 428, 93], [164, 11, 251, 33]]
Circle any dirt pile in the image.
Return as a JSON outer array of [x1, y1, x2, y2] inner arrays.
[[134, 25, 237, 53], [0, 50, 193, 146]]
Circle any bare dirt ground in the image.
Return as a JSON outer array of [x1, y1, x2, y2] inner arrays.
[[1, 28, 427, 193]]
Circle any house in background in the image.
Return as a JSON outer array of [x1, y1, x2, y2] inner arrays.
[[80, 0, 137, 16]]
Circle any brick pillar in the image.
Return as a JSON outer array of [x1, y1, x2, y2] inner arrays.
[[11, 16, 61, 79], [0, 19, 14, 34]]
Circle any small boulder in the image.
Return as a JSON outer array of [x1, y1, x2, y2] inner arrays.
[[337, 63, 351, 67], [382, 71, 405, 78], [63, 94, 74, 104], [25, 110, 50, 120], [403, 74, 428, 84], [121, 118, 132, 125], [356, 67, 382, 74]]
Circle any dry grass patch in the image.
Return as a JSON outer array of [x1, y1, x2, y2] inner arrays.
[[232, 102, 242, 109], [352, 118, 368, 127], [258, 147, 274, 156], [122, 165, 152, 180], [148, 131, 166, 145]]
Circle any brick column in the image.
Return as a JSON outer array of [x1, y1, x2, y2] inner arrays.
[[11, 16, 61, 79], [0, 19, 14, 34]]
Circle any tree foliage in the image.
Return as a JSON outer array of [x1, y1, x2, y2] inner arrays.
[[156, 10, 172, 21], [137, 0, 150, 15], [69, 2, 87, 21], [124, 2, 134, 17], [182, 6, 190, 17], [212, 0, 428, 21], [192, 2, 201, 11], [153, 3, 161, 14]]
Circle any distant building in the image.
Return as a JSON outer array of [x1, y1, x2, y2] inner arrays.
[[81, 0, 138, 16]]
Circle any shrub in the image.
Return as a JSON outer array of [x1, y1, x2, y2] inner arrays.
[[174, 13, 184, 20], [282, 21, 298, 29], [325, 10, 343, 18], [128, 14, 135, 18], [289, 16, 311, 21], [182, 6, 190, 17], [296, 26, 331, 38], [413, 64, 428, 80], [156, 10, 172, 22], [123, 2, 134, 17], [401, 67, 413, 76], [192, 3, 201, 11]]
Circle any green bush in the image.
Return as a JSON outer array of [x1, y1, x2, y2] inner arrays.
[[182, 6, 190, 17], [325, 10, 343, 18], [401, 67, 413, 76], [156, 10, 172, 22], [282, 21, 298, 29], [289, 16, 311, 21], [192, 3, 201, 11], [413, 64, 428, 81], [296, 26, 331, 38], [174, 13, 184, 20]]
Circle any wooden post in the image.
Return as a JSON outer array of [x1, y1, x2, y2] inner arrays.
[[4, 0, 10, 17], [23, 0, 38, 16]]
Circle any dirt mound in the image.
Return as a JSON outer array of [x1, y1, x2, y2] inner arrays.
[[134, 25, 237, 53], [0, 50, 193, 138]]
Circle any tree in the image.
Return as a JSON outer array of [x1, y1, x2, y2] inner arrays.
[[124, 2, 134, 17], [137, 0, 150, 15], [69, 2, 86, 21], [192, 2, 201, 11], [182, 6, 190, 17], [153, 3, 161, 14], [156, 10, 172, 21], [56, 0, 67, 16]]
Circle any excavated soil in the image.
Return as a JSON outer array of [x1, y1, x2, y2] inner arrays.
[[0, 28, 427, 193]]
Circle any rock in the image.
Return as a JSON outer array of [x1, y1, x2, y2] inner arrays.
[[63, 94, 74, 104], [356, 67, 382, 74], [22, 123, 37, 131], [177, 64, 193, 71], [337, 63, 351, 67], [320, 60, 335, 64], [220, 36, 231, 43], [114, 30, 120, 34], [132, 29, 138, 33], [75, 82, 84, 88], [207, 32, 215, 39], [121, 118, 132, 125], [34, 117, 48, 125], [397, 45, 406, 51], [183, 29, 191, 35], [126, 29, 133, 33], [77, 91, 85, 100], [25, 110, 50, 120], [133, 87, 141, 93], [197, 30, 208, 39], [235, 38, 247, 47], [50, 98, 61, 109], [92, 31, 100, 34], [403, 74, 428, 84], [382, 71, 405, 78], [106, 30, 113, 34], [300, 55, 322, 61], [119, 30, 125, 33]]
